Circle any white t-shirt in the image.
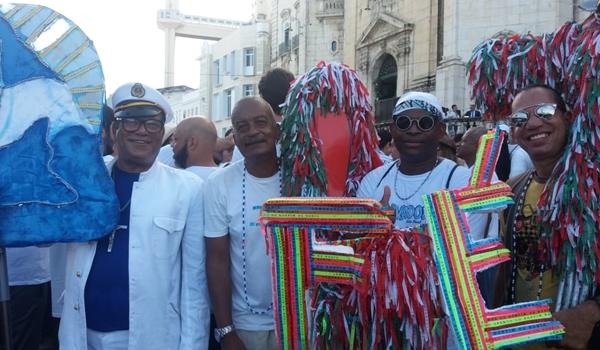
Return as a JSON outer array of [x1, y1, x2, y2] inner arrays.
[[357, 159, 497, 240], [7, 246, 51, 286], [204, 160, 279, 331], [231, 142, 281, 163], [376, 148, 394, 164], [508, 144, 533, 179], [186, 166, 218, 181], [157, 145, 177, 167], [231, 146, 243, 163], [445, 111, 458, 119]]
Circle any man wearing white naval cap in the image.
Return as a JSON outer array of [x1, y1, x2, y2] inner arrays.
[[59, 83, 209, 349]]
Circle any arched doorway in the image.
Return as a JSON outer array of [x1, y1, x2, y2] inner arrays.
[[374, 54, 397, 100], [373, 54, 398, 123]]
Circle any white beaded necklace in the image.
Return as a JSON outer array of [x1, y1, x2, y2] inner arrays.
[[240, 162, 281, 315]]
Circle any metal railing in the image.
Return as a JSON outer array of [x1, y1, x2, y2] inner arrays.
[[316, 0, 344, 17], [374, 97, 399, 124], [279, 42, 291, 56], [158, 10, 247, 28], [374, 99, 485, 136], [445, 117, 485, 136]]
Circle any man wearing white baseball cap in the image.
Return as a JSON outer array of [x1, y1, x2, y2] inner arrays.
[[59, 83, 209, 349]]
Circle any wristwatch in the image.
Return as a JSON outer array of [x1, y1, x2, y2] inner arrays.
[[214, 324, 235, 343]]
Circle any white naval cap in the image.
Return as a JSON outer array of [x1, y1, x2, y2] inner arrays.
[[111, 82, 173, 123]]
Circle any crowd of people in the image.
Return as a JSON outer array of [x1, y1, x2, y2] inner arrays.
[[5, 62, 600, 350]]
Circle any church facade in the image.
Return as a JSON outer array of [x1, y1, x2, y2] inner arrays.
[[269, 0, 588, 122]]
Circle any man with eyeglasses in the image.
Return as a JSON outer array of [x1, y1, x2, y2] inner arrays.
[[59, 83, 209, 350], [499, 84, 600, 349], [357, 92, 495, 240]]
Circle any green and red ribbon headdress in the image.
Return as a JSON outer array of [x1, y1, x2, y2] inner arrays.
[[467, 8, 600, 309], [280, 61, 382, 197]]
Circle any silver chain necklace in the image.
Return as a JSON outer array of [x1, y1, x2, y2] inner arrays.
[[393, 159, 440, 201]]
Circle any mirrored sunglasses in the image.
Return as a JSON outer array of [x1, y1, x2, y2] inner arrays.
[[509, 103, 558, 128]]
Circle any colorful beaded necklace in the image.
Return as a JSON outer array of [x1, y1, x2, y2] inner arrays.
[[509, 171, 546, 302]]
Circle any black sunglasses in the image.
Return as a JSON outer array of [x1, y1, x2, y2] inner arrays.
[[116, 117, 164, 134], [393, 114, 436, 132], [509, 103, 558, 128]]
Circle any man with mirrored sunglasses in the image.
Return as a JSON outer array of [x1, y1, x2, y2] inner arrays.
[[499, 84, 600, 349], [59, 83, 209, 350]]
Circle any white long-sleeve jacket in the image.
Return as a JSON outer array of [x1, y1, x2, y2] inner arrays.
[[59, 159, 209, 349]]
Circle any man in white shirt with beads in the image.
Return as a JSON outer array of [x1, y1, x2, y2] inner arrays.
[[358, 92, 499, 346], [205, 97, 280, 350], [358, 92, 497, 240]]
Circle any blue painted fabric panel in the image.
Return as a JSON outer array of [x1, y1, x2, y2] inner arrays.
[[0, 4, 118, 247], [0, 16, 57, 86], [0, 121, 119, 246]]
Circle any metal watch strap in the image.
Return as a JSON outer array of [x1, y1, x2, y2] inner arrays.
[[214, 324, 235, 343]]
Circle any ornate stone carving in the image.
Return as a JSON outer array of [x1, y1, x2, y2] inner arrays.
[[358, 48, 369, 72]]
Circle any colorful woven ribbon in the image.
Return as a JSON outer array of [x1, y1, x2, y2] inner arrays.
[[261, 129, 564, 349], [424, 129, 564, 349], [260, 199, 446, 349], [467, 12, 600, 310], [280, 61, 382, 197]]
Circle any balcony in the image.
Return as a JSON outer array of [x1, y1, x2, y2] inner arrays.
[[158, 9, 247, 28], [279, 41, 291, 56], [316, 0, 344, 19], [374, 97, 399, 125], [445, 117, 485, 137]]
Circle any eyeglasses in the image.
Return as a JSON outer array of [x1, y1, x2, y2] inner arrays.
[[393, 114, 435, 132], [116, 118, 164, 133], [509, 103, 558, 127]]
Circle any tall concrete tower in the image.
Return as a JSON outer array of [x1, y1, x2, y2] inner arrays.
[[253, 0, 269, 21], [166, 0, 179, 10], [158, 0, 246, 87], [160, 0, 180, 87]]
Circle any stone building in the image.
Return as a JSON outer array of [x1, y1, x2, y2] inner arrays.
[[158, 0, 269, 134], [158, 85, 201, 125], [161, 0, 590, 126], [268, 0, 589, 123], [199, 19, 270, 135]]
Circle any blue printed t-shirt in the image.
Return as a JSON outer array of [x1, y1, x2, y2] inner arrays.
[[85, 165, 139, 331]]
